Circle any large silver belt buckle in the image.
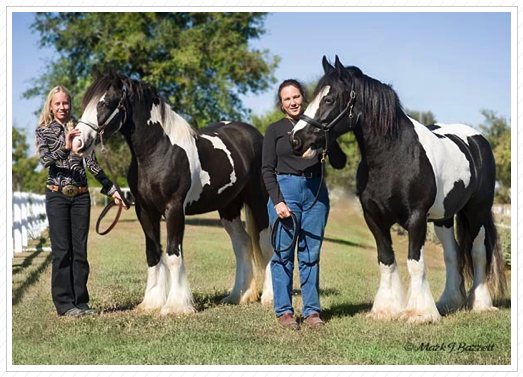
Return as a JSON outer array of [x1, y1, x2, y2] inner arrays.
[[62, 185, 79, 197]]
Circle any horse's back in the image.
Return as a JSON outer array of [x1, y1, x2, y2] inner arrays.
[[414, 120, 494, 220], [201, 121, 263, 143]]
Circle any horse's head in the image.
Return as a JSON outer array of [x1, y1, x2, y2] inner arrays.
[[290, 56, 363, 158], [73, 72, 129, 156]]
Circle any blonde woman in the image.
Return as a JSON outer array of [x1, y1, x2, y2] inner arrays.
[[35, 85, 124, 317]]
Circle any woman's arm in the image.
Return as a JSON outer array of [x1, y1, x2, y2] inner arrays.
[[84, 151, 117, 196], [35, 126, 70, 168]]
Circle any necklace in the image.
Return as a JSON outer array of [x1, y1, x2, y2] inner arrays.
[[286, 117, 297, 126]]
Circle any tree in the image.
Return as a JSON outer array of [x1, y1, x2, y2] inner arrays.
[[12, 125, 46, 193], [26, 12, 279, 189], [478, 110, 511, 202], [405, 109, 437, 125], [26, 12, 279, 128]]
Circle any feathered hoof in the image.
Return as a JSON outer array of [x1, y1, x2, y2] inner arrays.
[[261, 292, 274, 306], [399, 309, 441, 324], [471, 304, 499, 312], [159, 304, 196, 316], [366, 310, 399, 321], [135, 300, 164, 312], [221, 289, 259, 305], [436, 300, 465, 316]]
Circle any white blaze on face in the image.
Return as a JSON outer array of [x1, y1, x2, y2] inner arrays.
[[74, 95, 104, 155], [291, 85, 331, 135]]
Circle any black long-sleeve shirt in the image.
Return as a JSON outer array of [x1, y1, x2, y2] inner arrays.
[[35, 121, 116, 195], [262, 117, 346, 204]]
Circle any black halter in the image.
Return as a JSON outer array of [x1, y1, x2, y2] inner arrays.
[[78, 84, 128, 134], [299, 89, 356, 132], [77, 85, 133, 232]]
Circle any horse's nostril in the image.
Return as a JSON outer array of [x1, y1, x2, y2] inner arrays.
[[291, 137, 301, 149]]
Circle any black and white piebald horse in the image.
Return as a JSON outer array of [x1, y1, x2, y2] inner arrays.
[[291, 56, 506, 323], [72, 72, 273, 315]]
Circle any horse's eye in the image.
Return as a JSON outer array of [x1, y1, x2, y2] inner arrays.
[[325, 98, 333, 105]]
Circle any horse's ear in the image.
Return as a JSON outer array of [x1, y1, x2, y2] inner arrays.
[[322, 56, 334, 74], [91, 65, 102, 80], [334, 55, 345, 75]]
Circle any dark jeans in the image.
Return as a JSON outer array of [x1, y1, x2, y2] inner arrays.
[[45, 189, 91, 315]]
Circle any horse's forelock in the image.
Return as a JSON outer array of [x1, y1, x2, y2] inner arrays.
[[81, 74, 116, 112]]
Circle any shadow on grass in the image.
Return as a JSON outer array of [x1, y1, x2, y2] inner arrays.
[[323, 236, 372, 249], [495, 297, 511, 309], [12, 238, 48, 275], [12, 250, 52, 306], [322, 302, 373, 321]]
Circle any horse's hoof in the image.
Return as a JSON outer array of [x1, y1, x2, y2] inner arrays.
[[436, 301, 464, 316], [221, 294, 240, 305], [261, 293, 273, 306], [400, 310, 440, 324], [471, 305, 499, 312], [366, 310, 399, 321], [160, 305, 196, 316]]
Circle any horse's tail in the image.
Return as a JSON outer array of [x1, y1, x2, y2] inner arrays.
[[483, 211, 507, 301], [456, 210, 507, 302]]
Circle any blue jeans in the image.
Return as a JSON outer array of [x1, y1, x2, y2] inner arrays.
[[268, 174, 330, 318]]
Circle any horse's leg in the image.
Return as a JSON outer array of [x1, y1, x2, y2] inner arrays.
[[363, 210, 406, 320], [434, 218, 466, 315], [134, 202, 168, 311], [244, 199, 273, 306], [402, 213, 440, 323], [259, 226, 273, 306], [220, 205, 258, 304], [161, 203, 195, 315], [466, 219, 497, 311]]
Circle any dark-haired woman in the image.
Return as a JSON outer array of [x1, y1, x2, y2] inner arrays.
[[262, 79, 346, 330]]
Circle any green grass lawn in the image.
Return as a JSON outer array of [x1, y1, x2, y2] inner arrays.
[[12, 198, 511, 365]]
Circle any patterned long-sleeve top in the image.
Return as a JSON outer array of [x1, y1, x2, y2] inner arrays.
[[36, 121, 116, 196]]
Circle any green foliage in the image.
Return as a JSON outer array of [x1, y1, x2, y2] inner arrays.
[[405, 109, 437, 125], [27, 12, 279, 127], [12, 125, 46, 193], [25, 12, 278, 189], [478, 110, 511, 202]]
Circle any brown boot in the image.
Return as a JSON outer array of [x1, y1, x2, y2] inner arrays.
[[304, 313, 325, 329], [277, 313, 299, 330]]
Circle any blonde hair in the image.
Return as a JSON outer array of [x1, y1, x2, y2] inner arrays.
[[37, 85, 77, 132]]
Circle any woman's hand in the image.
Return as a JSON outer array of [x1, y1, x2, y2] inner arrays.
[[65, 129, 81, 150], [274, 202, 291, 219], [112, 191, 127, 209]]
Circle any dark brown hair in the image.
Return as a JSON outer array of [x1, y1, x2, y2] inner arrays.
[[276, 79, 307, 113]]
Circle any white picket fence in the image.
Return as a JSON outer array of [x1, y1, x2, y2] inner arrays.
[[12, 192, 48, 255]]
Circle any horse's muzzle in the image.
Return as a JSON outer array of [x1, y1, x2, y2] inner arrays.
[[290, 134, 302, 151]]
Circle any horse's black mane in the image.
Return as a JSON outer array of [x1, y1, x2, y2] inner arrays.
[[315, 66, 404, 135], [81, 71, 158, 107], [81, 70, 171, 124]]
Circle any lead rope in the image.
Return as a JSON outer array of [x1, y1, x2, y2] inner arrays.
[[271, 127, 329, 256], [95, 131, 133, 235]]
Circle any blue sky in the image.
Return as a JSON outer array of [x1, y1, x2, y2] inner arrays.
[[12, 11, 511, 141]]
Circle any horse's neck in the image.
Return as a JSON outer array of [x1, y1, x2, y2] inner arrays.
[[354, 114, 416, 169], [126, 101, 198, 162]]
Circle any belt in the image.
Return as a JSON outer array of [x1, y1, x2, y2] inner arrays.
[[277, 171, 321, 179], [47, 185, 89, 197]]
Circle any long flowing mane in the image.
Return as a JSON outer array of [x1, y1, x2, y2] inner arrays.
[[315, 66, 404, 135], [81, 71, 196, 140]]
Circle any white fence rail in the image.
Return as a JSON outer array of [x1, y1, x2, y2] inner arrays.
[[12, 192, 48, 255]]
